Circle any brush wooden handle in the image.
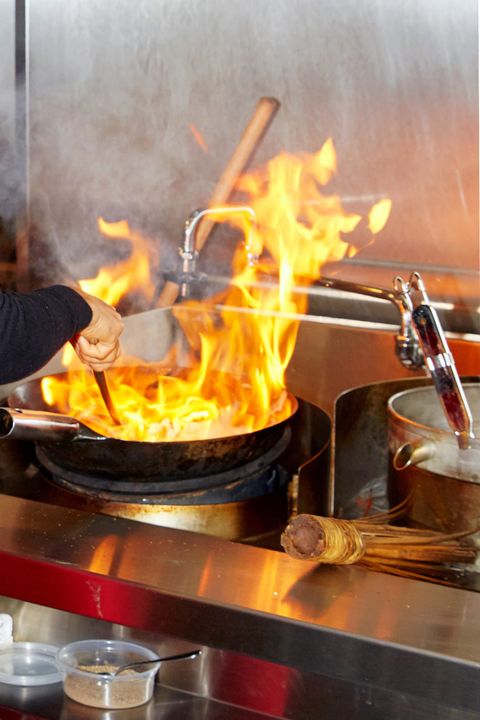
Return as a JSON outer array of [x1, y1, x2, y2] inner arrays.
[[157, 97, 281, 308]]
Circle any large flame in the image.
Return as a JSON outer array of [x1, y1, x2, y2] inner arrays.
[[41, 139, 391, 441]]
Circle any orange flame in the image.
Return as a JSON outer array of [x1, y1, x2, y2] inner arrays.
[[42, 138, 391, 442], [88, 218, 156, 305], [59, 218, 157, 367]]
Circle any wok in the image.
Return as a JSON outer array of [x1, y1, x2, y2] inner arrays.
[[0, 370, 297, 483]]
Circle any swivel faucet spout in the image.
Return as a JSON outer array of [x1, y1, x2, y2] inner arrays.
[[179, 206, 258, 298], [314, 276, 423, 370], [178, 208, 425, 371]]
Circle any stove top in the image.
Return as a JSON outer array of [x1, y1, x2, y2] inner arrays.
[[0, 394, 478, 591]]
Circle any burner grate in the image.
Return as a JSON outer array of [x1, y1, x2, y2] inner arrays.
[[35, 429, 291, 503]]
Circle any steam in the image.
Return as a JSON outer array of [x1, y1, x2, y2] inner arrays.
[[0, 81, 179, 305], [0, 88, 23, 225]]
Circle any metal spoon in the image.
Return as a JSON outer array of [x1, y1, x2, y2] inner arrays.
[[110, 649, 201, 677]]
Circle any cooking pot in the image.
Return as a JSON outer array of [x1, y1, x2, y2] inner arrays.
[[387, 383, 479, 533], [0, 370, 297, 483]]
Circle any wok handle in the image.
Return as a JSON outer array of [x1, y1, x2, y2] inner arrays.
[[0, 407, 82, 442]]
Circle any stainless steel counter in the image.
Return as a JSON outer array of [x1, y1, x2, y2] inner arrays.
[[0, 493, 478, 717], [0, 673, 476, 720]]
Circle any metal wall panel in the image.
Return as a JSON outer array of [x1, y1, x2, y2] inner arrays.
[[0, 0, 16, 264], [0, 1, 15, 148], [23, 0, 479, 302]]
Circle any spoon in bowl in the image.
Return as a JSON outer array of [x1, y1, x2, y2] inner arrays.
[[111, 649, 201, 676]]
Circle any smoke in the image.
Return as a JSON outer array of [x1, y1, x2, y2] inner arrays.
[[4, 0, 476, 317], [0, 3, 283, 300], [21, 73, 211, 305]]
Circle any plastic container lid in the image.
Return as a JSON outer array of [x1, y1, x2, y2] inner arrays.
[[0, 642, 62, 686]]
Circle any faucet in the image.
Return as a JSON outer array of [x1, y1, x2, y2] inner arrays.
[[177, 206, 258, 299], [175, 207, 424, 370], [312, 276, 424, 369]]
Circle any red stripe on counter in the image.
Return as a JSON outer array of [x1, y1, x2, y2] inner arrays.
[[0, 706, 47, 720]]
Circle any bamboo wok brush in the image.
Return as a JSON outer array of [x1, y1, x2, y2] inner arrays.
[[281, 512, 478, 582]]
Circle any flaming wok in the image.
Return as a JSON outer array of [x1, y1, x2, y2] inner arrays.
[[0, 367, 297, 483]]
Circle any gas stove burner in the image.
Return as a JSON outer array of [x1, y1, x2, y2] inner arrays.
[[35, 427, 291, 498], [43, 464, 289, 506], [0, 397, 331, 541]]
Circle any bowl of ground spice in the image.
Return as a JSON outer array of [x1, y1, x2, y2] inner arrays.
[[56, 639, 160, 709]]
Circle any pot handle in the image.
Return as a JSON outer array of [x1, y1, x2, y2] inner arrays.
[[0, 407, 83, 442], [392, 439, 435, 471]]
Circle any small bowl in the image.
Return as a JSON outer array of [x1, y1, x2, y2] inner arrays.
[[56, 639, 160, 709]]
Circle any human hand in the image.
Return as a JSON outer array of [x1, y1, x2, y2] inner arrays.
[[72, 291, 124, 371]]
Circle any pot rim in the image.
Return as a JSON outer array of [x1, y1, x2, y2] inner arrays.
[[387, 383, 479, 446]]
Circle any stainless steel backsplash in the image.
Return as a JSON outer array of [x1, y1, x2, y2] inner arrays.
[[0, 0, 478, 308]]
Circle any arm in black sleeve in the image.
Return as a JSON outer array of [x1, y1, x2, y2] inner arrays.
[[0, 285, 93, 384]]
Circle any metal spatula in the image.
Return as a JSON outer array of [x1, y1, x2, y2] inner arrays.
[[93, 370, 121, 425]]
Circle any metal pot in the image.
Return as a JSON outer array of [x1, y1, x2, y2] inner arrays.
[[387, 383, 480, 533], [0, 371, 298, 483]]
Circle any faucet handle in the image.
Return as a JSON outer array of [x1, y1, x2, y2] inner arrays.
[[394, 272, 474, 448]]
